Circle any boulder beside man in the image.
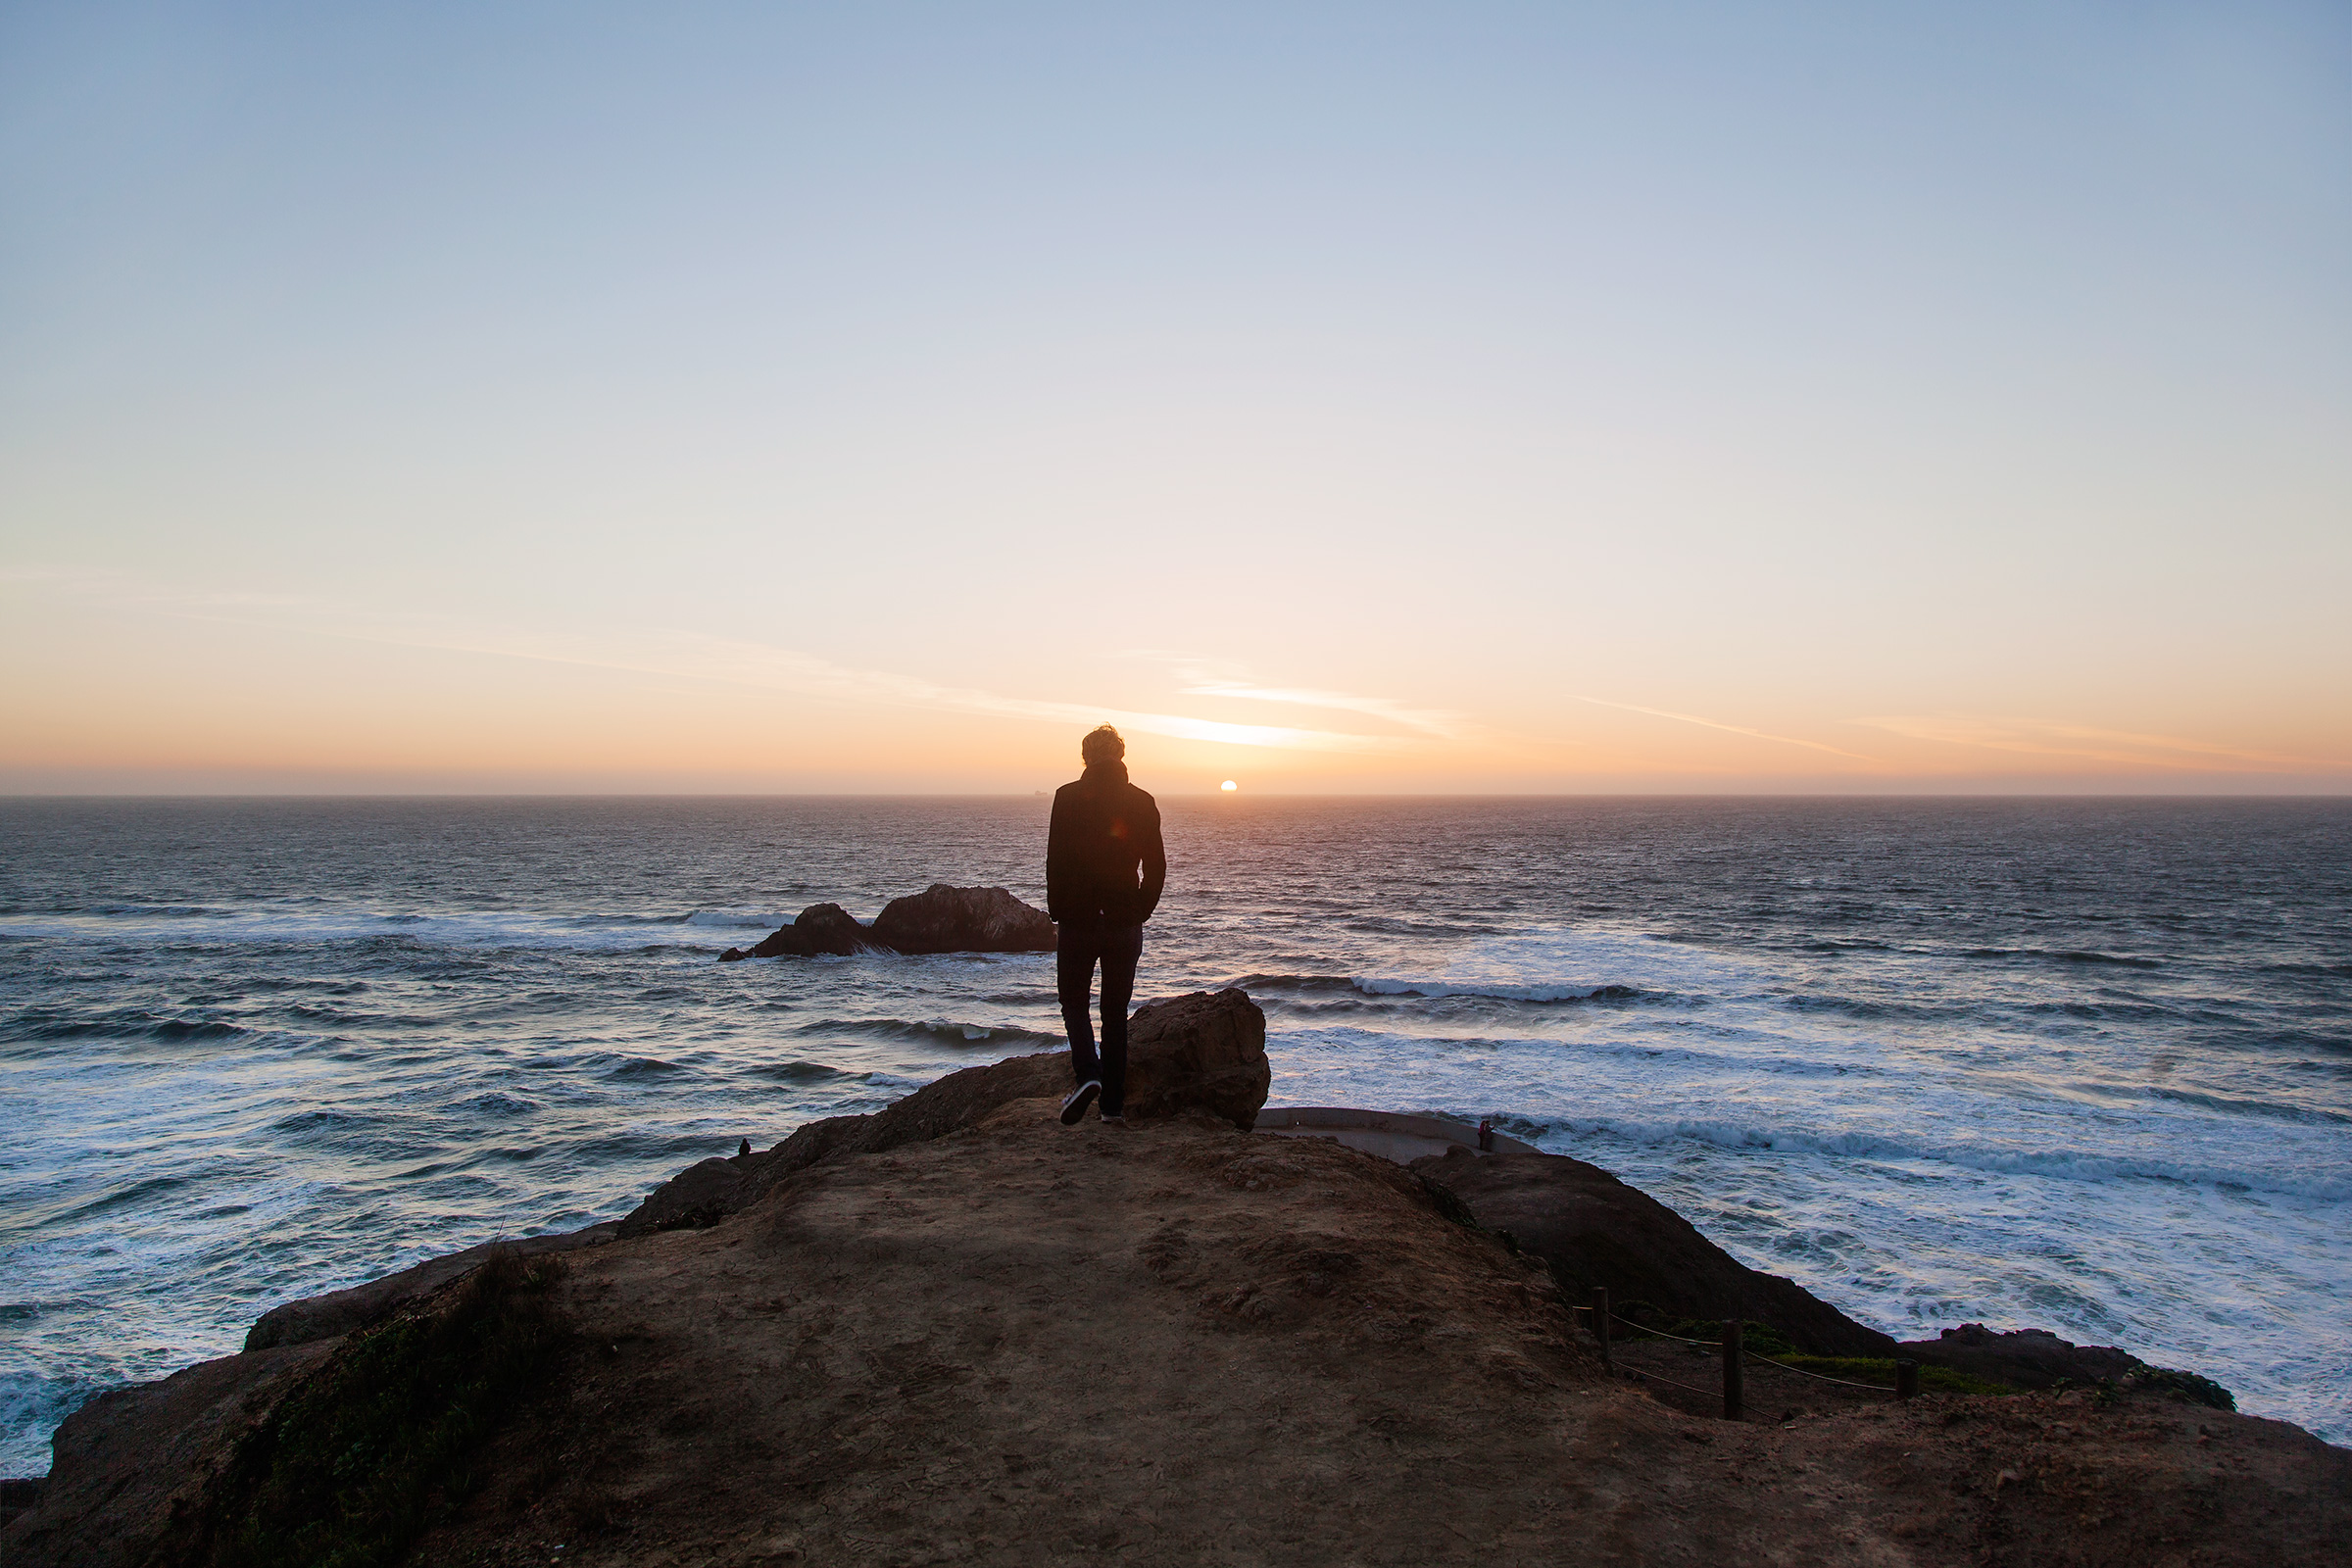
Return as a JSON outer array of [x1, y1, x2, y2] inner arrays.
[[1045, 725, 1166, 1126]]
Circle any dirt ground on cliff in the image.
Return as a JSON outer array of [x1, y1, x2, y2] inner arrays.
[[407, 1105, 2346, 1568]]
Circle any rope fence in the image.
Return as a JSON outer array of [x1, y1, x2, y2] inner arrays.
[[1742, 1348, 1907, 1395], [1616, 1366, 1719, 1400], [1572, 1287, 1922, 1419], [1572, 1307, 1720, 1349]]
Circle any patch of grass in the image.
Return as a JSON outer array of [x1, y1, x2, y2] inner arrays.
[[191, 1248, 568, 1568]]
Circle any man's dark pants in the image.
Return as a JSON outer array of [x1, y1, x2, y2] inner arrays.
[[1056, 920, 1143, 1117]]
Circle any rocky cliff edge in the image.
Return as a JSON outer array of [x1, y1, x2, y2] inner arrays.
[[7, 989, 2345, 1568]]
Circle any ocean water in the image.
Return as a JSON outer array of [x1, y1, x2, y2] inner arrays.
[[2, 796, 2347, 1472]]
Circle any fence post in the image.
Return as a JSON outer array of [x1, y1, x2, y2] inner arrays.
[[1895, 1358, 1920, 1400], [1722, 1319, 1744, 1421], [1592, 1287, 1612, 1371]]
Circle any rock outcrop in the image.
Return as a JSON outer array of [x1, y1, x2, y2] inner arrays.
[[602, 1151, 760, 1239], [728, 901, 871, 960], [719, 887, 1054, 961], [5, 1339, 339, 1568], [869, 883, 1057, 954], [12, 1101, 2343, 1568], [788, 901, 870, 956], [1898, 1322, 2155, 1392], [617, 987, 1269, 1236], [242, 1223, 616, 1352], [1410, 1147, 1900, 1357], [1116, 987, 1273, 1126]]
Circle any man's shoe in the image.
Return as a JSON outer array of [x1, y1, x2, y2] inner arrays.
[[1100, 1114, 1128, 1128], [1059, 1081, 1102, 1126]]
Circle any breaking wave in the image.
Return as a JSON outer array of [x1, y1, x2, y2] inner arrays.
[[1524, 1113, 2352, 1202]]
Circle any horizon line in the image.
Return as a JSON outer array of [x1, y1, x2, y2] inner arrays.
[[5, 789, 2349, 803]]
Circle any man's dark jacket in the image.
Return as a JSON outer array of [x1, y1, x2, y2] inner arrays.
[[1046, 761, 1166, 927]]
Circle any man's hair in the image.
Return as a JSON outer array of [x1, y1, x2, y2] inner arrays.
[[1081, 724, 1125, 765]]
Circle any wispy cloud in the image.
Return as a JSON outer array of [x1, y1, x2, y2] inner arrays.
[[1142, 655, 1467, 739], [1570, 695, 1879, 762], [431, 628, 1408, 753], [1854, 715, 2345, 771], [21, 570, 1426, 754]]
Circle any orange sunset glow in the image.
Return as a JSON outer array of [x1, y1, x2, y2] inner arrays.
[[1, 5, 2342, 798]]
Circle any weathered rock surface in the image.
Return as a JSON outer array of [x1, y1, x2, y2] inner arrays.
[[1117, 986, 1273, 1126], [1410, 1147, 1900, 1357], [726, 901, 870, 960], [618, 987, 1269, 1236], [730, 924, 810, 959], [733, 926, 808, 963], [16, 1107, 2343, 1568], [720, 887, 1054, 961], [4, 1339, 337, 1568], [1898, 1322, 2146, 1391], [242, 1222, 616, 1351], [870, 883, 1057, 954], [607, 1151, 762, 1240], [791, 901, 869, 955]]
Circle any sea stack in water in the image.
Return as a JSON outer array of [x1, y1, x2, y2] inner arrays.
[[718, 886, 1054, 961], [869, 884, 1056, 955], [725, 903, 869, 958]]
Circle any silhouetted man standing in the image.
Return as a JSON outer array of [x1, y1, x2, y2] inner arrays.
[[1046, 725, 1165, 1126]]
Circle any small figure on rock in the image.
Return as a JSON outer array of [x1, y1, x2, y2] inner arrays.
[[1047, 724, 1165, 1128]]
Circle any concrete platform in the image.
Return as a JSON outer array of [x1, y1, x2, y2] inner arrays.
[[1254, 1105, 1541, 1166]]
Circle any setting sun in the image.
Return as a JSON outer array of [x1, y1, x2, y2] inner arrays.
[[1220, 780, 1239, 792]]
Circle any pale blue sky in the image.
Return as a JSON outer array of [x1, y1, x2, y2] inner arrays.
[[3, 2, 2346, 791]]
